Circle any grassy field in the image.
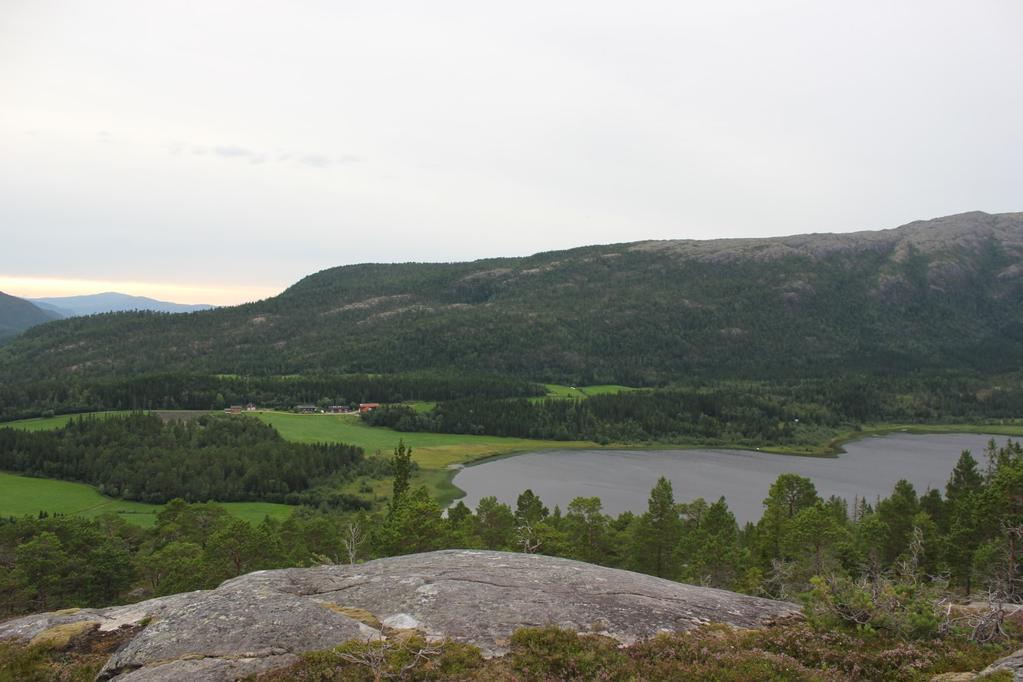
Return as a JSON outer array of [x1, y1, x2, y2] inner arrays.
[[7, 407, 1020, 520], [251, 410, 605, 507], [539, 384, 639, 400], [578, 384, 640, 396], [5, 411, 132, 431], [0, 472, 292, 527], [252, 411, 595, 469], [543, 384, 588, 399], [0, 410, 598, 518], [253, 411, 600, 506]]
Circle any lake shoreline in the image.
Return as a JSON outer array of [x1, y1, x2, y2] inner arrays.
[[448, 431, 1023, 523]]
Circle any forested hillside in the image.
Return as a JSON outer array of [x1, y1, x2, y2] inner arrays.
[[2, 211, 1022, 384], [0, 292, 59, 342]]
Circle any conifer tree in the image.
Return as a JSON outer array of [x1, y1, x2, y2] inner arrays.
[[389, 439, 413, 513], [630, 477, 682, 579]]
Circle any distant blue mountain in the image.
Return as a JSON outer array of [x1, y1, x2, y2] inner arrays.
[[31, 292, 214, 317]]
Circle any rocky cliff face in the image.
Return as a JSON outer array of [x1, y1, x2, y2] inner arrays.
[[0, 550, 801, 681]]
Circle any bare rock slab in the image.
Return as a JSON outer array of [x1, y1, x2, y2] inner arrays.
[[0, 549, 801, 681]]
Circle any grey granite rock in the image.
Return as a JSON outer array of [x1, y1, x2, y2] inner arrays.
[[0, 549, 801, 681], [983, 646, 1023, 680]]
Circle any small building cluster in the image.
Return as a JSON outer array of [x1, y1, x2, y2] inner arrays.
[[291, 403, 380, 414], [224, 403, 258, 414]]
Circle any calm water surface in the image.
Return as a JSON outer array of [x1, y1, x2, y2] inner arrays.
[[451, 433, 1014, 523]]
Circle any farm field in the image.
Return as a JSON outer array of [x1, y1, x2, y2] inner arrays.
[[575, 384, 640, 396], [0, 409, 599, 516], [538, 384, 639, 401], [0, 471, 293, 527], [251, 411, 596, 469], [5, 411, 132, 431], [2, 409, 600, 470]]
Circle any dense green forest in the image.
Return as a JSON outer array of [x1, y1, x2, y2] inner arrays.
[[1, 212, 1021, 385], [0, 372, 544, 422], [363, 374, 1023, 445], [0, 414, 377, 506]]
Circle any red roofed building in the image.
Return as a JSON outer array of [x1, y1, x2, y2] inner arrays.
[[359, 403, 380, 413]]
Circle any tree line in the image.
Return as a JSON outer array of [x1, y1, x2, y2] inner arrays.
[[363, 375, 1023, 446], [0, 372, 546, 422], [0, 414, 376, 506]]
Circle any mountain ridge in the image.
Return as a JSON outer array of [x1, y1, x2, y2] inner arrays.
[[30, 291, 214, 317], [1, 211, 1021, 383], [625, 210, 1023, 262]]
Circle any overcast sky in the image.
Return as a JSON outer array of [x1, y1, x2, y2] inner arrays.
[[2, 1, 1021, 305]]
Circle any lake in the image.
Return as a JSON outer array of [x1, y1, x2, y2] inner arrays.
[[451, 433, 1013, 523]]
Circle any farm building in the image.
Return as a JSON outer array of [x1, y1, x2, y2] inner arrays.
[[225, 405, 243, 414], [295, 404, 317, 413], [359, 403, 380, 413]]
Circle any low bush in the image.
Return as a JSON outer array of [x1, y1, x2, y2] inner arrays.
[[252, 622, 1016, 681]]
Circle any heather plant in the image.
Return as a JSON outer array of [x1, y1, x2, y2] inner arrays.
[[251, 623, 1016, 681]]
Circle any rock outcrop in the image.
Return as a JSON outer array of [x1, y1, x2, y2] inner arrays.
[[0, 549, 801, 681], [983, 647, 1023, 680]]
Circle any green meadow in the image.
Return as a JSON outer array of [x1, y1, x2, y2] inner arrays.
[[249, 410, 599, 506], [543, 384, 587, 399], [6, 411, 131, 431], [537, 384, 639, 401], [0, 471, 292, 527], [252, 411, 595, 469], [575, 384, 639, 396], [0, 409, 598, 521], [9, 406, 1016, 523]]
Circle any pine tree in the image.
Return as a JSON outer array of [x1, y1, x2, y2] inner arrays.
[[630, 477, 682, 579], [389, 439, 413, 513], [515, 489, 549, 527]]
